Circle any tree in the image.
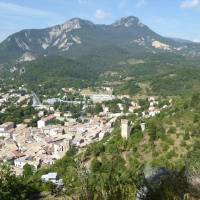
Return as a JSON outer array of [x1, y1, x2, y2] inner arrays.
[[0, 164, 39, 200], [90, 159, 102, 172], [94, 103, 103, 114], [23, 164, 34, 178], [148, 120, 157, 142]]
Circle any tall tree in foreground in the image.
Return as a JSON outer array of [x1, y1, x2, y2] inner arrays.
[[0, 164, 39, 200]]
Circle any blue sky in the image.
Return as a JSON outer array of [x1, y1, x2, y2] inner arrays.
[[1, 0, 200, 42]]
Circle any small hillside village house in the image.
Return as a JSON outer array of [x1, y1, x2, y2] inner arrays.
[[41, 172, 58, 183]]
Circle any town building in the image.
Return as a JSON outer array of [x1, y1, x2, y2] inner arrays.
[[90, 94, 115, 103], [0, 122, 14, 132], [41, 172, 64, 187], [14, 156, 27, 168], [37, 115, 56, 128], [53, 139, 71, 159]]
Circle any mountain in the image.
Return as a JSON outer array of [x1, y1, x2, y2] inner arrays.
[[1, 16, 200, 64]]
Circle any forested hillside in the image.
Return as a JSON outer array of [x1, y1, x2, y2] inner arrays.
[[3, 51, 200, 97]]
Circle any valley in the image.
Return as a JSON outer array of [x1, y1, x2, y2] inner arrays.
[[0, 14, 200, 200]]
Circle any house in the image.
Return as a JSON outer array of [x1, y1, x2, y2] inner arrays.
[[63, 112, 72, 118], [129, 106, 135, 113], [41, 172, 58, 183], [38, 110, 45, 118], [37, 120, 45, 129], [148, 97, 156, 102], [54, 112, 62, 118], [14, 156, 27, 168], [129, 102, 141, 113], [149, 107, 160, 117], [37, 115, 56, 128], [118, 103, 124, 111], [90, 94, 115, 103], [53, 139, 71, 159], [0, 131, 11, 138], [12, 150, 26, 159], [41, 172, 64, 186], [102, 105, 109, 113], [0, 122, 14, 132]]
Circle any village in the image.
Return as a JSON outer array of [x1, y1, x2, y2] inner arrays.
[[0, 86, 171, 176]]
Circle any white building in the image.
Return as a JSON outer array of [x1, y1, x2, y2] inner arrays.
[[37, 120, 45, 129], [0, 131, 11, 138], [41, 172, 58, 183], [90, 94, 115, 103], [37, 115, 55, 128], [14, 156, 27, 168], [41, 172, 64, 186]]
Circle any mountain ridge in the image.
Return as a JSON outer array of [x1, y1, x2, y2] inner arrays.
[[1, 16, 200, 64]]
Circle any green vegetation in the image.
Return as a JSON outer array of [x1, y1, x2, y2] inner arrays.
[[113, 80, 141, 96], [2, 51, 200, 97], [0, 164, 39, 200], [0, 105, 37, 125]]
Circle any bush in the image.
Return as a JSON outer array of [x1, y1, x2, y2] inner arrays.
[[183, 132, 190, 140], [90, 159, 102, 172], [162, 143, 169, 152], [166, 150, 177, 159], [168, 126, 177, 134], [165, 137, 175, 146]]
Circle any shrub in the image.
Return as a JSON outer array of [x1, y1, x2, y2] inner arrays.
[[183, 132, 190, 141]]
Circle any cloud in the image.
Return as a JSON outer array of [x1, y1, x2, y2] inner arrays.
[[0, 1, 56, 17], [95, 9, 110, 20], [180, 0, 200, 9], [136, 0, 146, 7]]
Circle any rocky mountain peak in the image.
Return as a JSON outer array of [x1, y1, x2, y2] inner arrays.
[[63, 18, 94, 29], [112, 16, 144, 28], [62, 18, 82, 30]]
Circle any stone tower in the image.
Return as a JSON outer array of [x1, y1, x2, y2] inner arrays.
[[121, 119, 131, 139], [141, 123, 146, 132]]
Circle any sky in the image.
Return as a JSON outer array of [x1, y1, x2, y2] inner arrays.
[[1, 0, 200, 42]]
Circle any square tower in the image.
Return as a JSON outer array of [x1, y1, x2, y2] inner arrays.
[[121, 119, 131, 139]]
